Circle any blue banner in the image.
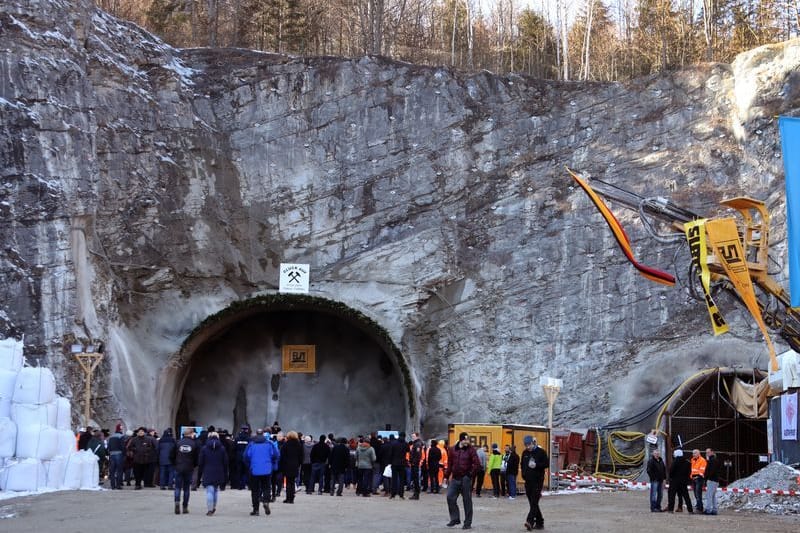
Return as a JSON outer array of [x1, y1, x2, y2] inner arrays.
[[781, 116, 800, 308]]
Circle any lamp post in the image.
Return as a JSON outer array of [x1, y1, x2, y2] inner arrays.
[[540, 376, 562, 430], [540, 376, 563, 491], [71, 344, 104, 426]]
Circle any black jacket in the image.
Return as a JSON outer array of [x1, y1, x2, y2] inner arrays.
[[704, 455, 719, 482], [389, 438, 408, 467], [669, 455, 691, 484], [329, 442, 351, 474], [646, 456, 667, 482], [427, 445, 442, 468], [310, 441, 331, 464], [279, 438, 303, 475], [172, 436, 199, 474], [521, 446, 548, 482], [506, 450, 520, 476]]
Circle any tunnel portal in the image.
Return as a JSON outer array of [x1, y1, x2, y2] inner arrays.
[[171, 295, 413, 437]]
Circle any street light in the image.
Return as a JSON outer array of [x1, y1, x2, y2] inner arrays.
[[71, 343, 104, 426]]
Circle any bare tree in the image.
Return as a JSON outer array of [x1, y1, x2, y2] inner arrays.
[[558, 0, 569, 79], [581, 0, 596, 80], [702, 0, 716, 60]]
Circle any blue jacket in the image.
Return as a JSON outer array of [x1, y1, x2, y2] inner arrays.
[[244, 434, 279, 475], [199, 436, 229, 487]]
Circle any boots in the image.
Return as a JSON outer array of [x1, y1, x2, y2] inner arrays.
[[263, 501, 271, 515], [182, 505, 189, 514], [174, 503, 180, 515], [250, 508, 259, 516], [410, 493, 420, 500]]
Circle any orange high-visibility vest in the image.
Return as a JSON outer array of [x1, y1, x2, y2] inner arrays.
[[690, 456, 707, 478]]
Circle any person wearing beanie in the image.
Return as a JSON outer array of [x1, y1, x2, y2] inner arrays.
[[667, 448, 693, 513], [444, 432, 480, 529], [521, 436, 548, 531]]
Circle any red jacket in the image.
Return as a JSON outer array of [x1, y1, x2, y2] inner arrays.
[[445, 443, 481, 479]]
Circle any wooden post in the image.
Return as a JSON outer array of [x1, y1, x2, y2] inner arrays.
[[74, 351, 104, 426]]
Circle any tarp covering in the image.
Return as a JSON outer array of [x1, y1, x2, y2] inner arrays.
[[729, 377, 769, 418]]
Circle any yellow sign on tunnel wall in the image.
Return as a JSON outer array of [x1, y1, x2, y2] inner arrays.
[[282, 345, 316, 373]]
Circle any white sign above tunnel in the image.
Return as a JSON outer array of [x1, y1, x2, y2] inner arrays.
[[279, 263, 310, 293]]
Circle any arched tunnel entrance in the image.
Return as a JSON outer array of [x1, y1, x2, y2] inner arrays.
[[163, 295, 415, 436]]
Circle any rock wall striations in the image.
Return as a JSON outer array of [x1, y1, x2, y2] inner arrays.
[[2, 0, 800, 435]]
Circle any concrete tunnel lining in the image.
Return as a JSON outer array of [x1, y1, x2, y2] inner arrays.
[[156, 294, 417, 433]]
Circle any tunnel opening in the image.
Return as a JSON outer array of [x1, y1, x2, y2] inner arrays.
[[659, 367, 768, 484], [167, 294, 415, 437]]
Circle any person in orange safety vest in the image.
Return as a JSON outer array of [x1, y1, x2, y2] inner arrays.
[[690, 448, 707, 513]]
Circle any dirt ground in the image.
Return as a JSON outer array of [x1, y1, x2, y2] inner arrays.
[[1, 485, 799, 533]]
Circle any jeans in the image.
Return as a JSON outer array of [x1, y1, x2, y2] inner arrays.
[[692, 477, 704, 511], [331, 472, 345, 495], [159, 464, 175, 488], [705, 480, 719, 513], [649, 480, 663, 510], [108, 453, 124, 489], [309, 463, 325, 493], [358, 468, 373, 495], [205, 485, 219, 511], [507, 473, 517, 497], [447, 475, 473, 526], [174, 471, 192, 506]]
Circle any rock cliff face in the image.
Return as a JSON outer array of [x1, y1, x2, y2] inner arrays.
[[2, 0, 800, 435]]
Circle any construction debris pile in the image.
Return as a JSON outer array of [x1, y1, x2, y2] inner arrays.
[[718, 462, 800, 515]]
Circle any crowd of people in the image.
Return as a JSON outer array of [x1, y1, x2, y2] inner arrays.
[[75, 423, 550, 530], [646, 447, 720, 515]]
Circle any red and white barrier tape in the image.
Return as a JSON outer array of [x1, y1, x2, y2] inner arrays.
[[555, 472, 798, 495]]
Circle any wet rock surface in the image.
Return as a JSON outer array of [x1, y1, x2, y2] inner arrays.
[[2, 0, 800, 433]]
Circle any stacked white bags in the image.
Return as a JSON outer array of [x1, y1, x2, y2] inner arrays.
[[0, 338, 99, 492]]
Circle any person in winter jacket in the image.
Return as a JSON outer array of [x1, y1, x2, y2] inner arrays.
[[127, 427, 158, 489], [171, 427, 198, 514], [703, 448, 720, 515], [243, 428, 279, 516], [106, 427, 125, 490], [158, 428, 176, 490], [444, 432, 481, 530], [667, 449, 693, 513], [355, 438, 377, 496], [408, 432, 424, 500], [487, 443, 504, 498], [521, 435, 548, 531], [87, 430, 107, 484], [309, 435, 330, 495], [389, 432, 408, 499], [198, 432, 229, 516], [279, 431, 303, 503], [427, 440, 442, 494], [646, 449, 667, 512], [473, 445, 487, 497], [329, 437, 351, 496], [690, 448, 707, 512], [301, 435, 314, 491], [505, 445, 520, 499]]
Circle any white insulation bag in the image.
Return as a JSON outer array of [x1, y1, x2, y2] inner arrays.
[[12, 367, 56, 405]]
